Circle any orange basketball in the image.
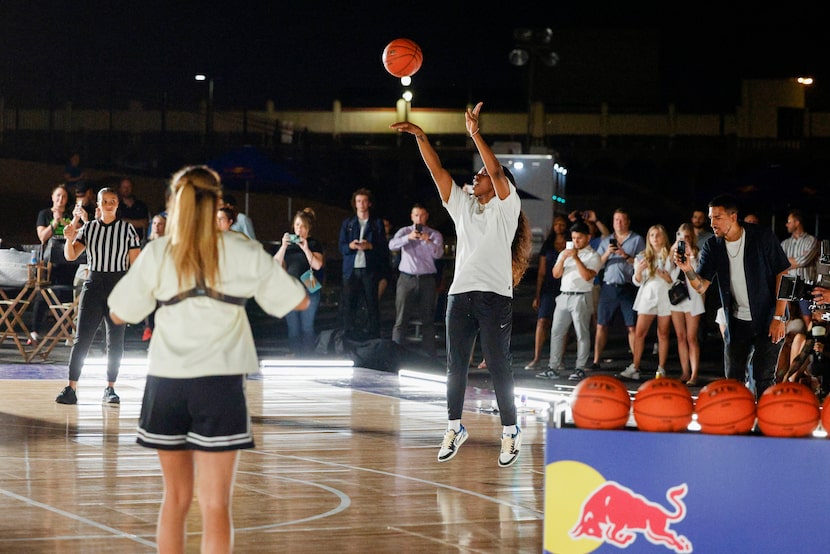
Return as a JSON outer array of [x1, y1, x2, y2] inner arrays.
[[821, 395, 830, 434], [694, 379, 756, 435], [756, 382, 820, 438], [382, 38, 423, 78], [633, 378, 694, 432], [571, 375, 631, 430]]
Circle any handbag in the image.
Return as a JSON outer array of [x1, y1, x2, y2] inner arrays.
[[300, 268, 321, 293], [668, 272, 690, 305]]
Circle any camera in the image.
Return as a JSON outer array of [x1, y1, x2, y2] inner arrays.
[[415, 223, 423, 233], [777, 239, 830, 318], [677, 240, 686, 263], [288, 234, 302, 244]]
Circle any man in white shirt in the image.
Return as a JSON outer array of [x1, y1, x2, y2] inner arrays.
[[538, 221, 602, 381]]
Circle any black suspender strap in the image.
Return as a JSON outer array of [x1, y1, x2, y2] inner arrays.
[[157, 286, 247, 308]]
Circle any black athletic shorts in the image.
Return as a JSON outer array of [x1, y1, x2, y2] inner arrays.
[[136, 374, 255, 451]]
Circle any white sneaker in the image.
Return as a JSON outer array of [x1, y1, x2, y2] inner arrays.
[[656, 367, 667, 378], [437, 425, 468, 462], [618, 364, 640, 380], [498, 427, 522, 468]]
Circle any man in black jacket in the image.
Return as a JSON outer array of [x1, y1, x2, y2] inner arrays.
[[338, 188, 389, 340], [675, 194, 790, 398]]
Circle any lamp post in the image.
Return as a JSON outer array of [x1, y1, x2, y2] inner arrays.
[[395, 76, 414, 123], [509, 28, 559, 153], [797, 76, 814, 139], [194, 74, 214, 144]]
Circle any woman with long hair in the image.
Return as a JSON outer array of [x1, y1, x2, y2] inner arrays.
[[392, 101, 531, 468], [621, 224, 673, 380], [274, 207, 325, 355], [669, 222, 705, 384], [108, 165, 308, 553]]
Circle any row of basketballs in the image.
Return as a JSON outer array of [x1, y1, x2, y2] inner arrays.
[[571, 375, 828, 438]]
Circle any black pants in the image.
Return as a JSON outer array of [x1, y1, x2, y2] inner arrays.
[[67, 272, 126, 383], [341, 268, 380, 340], [724, 316, 782, 399]]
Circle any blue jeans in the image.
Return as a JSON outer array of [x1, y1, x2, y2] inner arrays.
[[445, 292, 516, 426], [285, 290, 321, 354]]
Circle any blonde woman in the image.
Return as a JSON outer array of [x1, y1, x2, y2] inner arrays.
[[619, 224, 673, 380], [670, 223, 705, 385], [108, 166, 308, 553]]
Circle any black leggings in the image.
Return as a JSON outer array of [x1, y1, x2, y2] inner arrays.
[[67, 272, 126, 383]]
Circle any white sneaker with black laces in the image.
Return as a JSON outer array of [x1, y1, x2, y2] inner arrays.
[[498, 427, 522, 468], [437, 425, 468, 462]]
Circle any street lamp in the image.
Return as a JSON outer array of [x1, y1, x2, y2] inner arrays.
[[194, 73, 214, 142], [797, 76, 815, 138], [509, 28, 559, 152]]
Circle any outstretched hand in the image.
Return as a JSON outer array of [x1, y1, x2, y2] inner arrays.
[[465, 102, 483, 135], [390, 121, 424, 136]]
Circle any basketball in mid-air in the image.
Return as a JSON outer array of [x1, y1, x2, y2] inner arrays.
[[694, 379, 756, 435], [570, 375, 631, 430], [632, 378, 694, 432], [756, 382, 820, 438], [382, 38, 423, 78]]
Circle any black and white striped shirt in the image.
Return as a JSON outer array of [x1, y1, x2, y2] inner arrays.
[[77, 219, 141, 272]]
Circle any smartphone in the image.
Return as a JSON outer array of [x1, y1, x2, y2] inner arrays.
[[288, 234, 301, 243], [609, 237, 618, 247], [677, 240, 687, 263], [415, 223, 423, 233], [566, 240, 574, 250]]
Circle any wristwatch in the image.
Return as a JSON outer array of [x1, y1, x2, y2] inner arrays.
[[772, 315, 787, 322]]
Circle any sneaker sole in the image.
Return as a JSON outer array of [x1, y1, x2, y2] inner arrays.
[[56, 398, 77, 405], [437, 431, 468, 462]]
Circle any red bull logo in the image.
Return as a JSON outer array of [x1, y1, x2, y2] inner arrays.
[[570, 481, 692, 553]]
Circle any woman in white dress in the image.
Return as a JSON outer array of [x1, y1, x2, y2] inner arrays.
[[670, 222, 706, 385], [624, 224, 673, 379]]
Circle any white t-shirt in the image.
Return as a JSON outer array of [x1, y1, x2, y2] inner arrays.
[[108, 232, 307, 378], [443, 181, 520, 298], [558, 247, 602, 292], [726, 229, 751, 321]]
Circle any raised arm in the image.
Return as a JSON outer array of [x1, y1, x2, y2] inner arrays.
[[465, 102, 510, 200], [390, 122, 453, 203]]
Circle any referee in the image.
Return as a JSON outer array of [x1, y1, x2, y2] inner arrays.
[[56, 187, 141, 405]]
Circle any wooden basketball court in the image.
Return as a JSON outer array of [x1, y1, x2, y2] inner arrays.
[[0, 362, 545, 552]]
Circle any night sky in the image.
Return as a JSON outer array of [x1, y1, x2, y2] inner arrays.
[[2, 2, 827, 113]]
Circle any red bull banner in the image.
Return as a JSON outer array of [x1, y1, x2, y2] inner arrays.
[[545, 427, 830, 553]]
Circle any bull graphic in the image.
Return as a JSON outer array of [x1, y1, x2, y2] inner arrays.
[[570, 481, 692, 553]]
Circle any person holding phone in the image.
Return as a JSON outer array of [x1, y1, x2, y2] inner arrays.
[[591, 208, 645, 372], [275, 208, 325, 355], [389, 203, 444, 357], [669, 223, 705, 385], [538, 221, 602, 381], [621, 224, 673, 381], [338, 187, 390, 340]]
